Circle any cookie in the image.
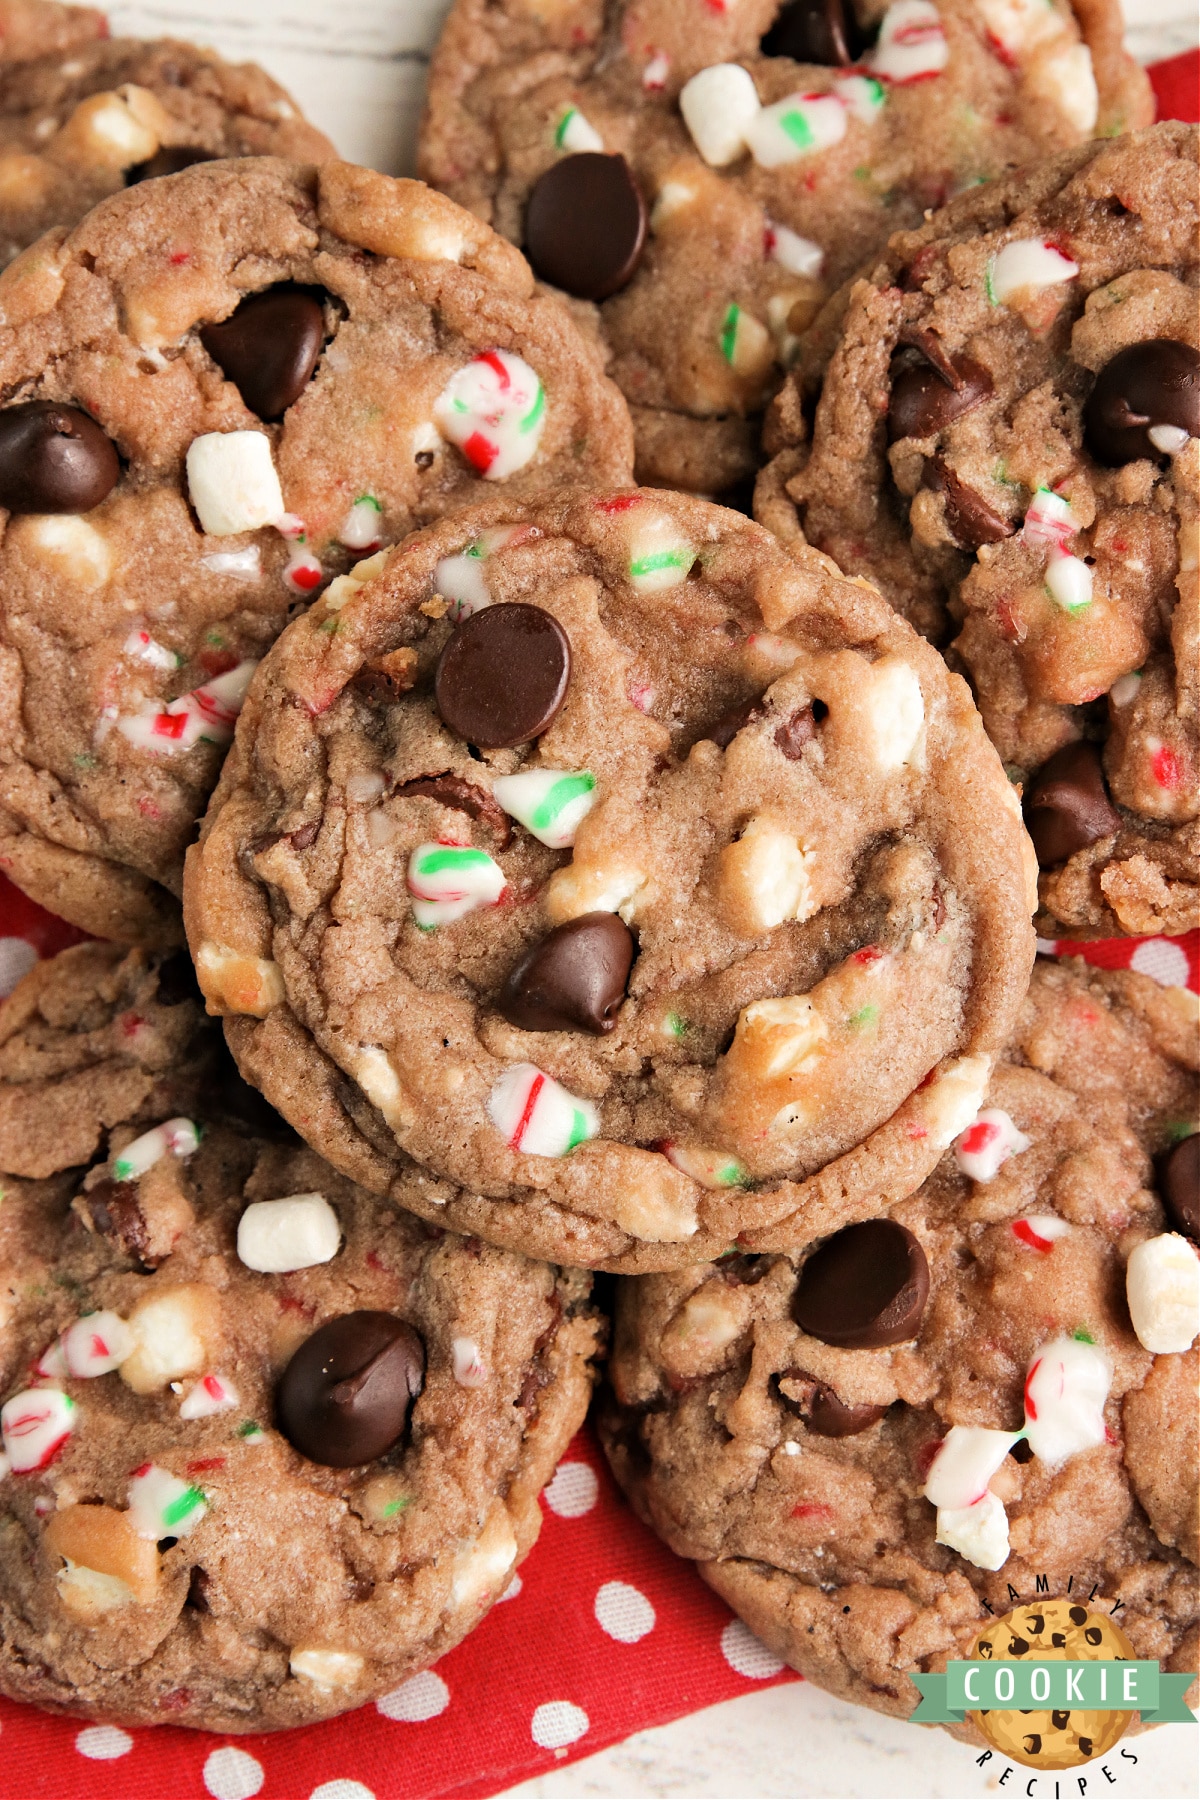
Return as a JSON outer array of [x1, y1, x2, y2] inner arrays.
[[0, 946, 601, 1731], [0, 0, 106, 68], [757, 124, 1199, 936], [418, 0, 1151, 497], [600, 956, 1200, 1733], [184, 485, 1035, 1272], [0, 37, 334, 267], [0, 156, 634, 947]]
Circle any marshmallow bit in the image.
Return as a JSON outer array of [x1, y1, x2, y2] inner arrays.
[[1012, 1214, 1071, 1252], [338, 494, 383, 551], [861, 656, 924, 770], [407, 842, 506, 928], [127, 1462, 208, 1540], [1022, 1334, 1111, 1470], [1, 1387, 76, 1473], [924, 1424, 1021, 1509], [936, 1490, 1010, 1571], [953, 1107, 1031, 1182], [186, 431, 284, 536], [747, 93, 847, 169], [1036, 44, 1098, 134], [835, 73, 887, 122], [237, 1192, 341, 1274], [492, 769, 597, 848], [662, 1141, 748, 1189], [1045, 553, 1093, 614], [452, 1336, 489, 1387], [290, 1648, 364, 1690], [36, 1311, 134, 1380], [717, 820, 818, 937], [1125, 1233, 1200, 1354], [679, 64, 761, 167], [433, 349, 545, 481], [766, 225, 824, 278], [987, 239, 1079, 307], [179, 1373, 239, 1420], [487, 1063, 599, 1157], [868, 0, 949, 82], [555, 106, 603, 153], [111, 1117, 199, 1183]]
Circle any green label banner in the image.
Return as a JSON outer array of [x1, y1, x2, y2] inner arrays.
[[910, 1661, 1197, 1724]]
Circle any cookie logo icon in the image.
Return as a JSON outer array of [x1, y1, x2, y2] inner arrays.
[[969, 1601, 1135, 1770]]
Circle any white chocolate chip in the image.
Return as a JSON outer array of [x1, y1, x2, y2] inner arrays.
[[186, 431, 284, 536], [20, 514, 112, 588], [195, 943, 285, 1018], [236, 1193, 341, 1274], [289, 1648, 364, 1690], [1033, 44, 1098, 134], [717, 820, 818, 936], [351, 1046, 415, 1132], [1149, 423, 1190, 455], [49, 86, 165, 171], [731, 995, 829, 1081], [1125, 1233, 1200, 1354], [119, 1285, 217, 1394], [678, 64, 760, 167], [861, 656, 924, 770], [935, 1491, 1010, 1571], [611, 1153, 698, 1242], [544, 857, 647, 925], [450, 1502, 518, 1609], [56, 1561, 137, 1618], [923, 1055, 992, 1149], [322, 548, 389, 614]]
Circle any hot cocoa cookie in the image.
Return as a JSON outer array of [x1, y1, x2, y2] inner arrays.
[[419, 0, 1150, 497], [184, 486, 1035, 1272], [0, 37, 334, 267], [0, 949, 601, 1732], [0, 0, 106, 68], [757, 125, 1199, 935], [600, 956, 1199, 1732], [0, 156, 633, 946]]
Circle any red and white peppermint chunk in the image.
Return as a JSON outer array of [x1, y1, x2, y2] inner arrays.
[[433, 350, 546, 481], [1, 1387, 77, 1473], [1011, 1214, 1071, 1252], [487, 1063, 599, 1158], [923, 1423, 1020, 1510], [868, 0, 949, 83], [1022, 1334, 1111, 1469], [452, 1337, 489, 1388], [953, 1107, 1031, 1181], [127, 1463, 208, 1540], [114, 662, 258, 756], [987, 238, 1079, 306], [179, 1373, 240, 1420], [35, 1311, 134, 1380]]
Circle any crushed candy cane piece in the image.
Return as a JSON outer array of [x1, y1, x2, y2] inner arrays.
[[747, 92, 846, 168], [987, 238, 1079, 306], [953, 1107, 1031, 1181], [868, 0, 949, 82], [662, 1141, 748, 1188], [284, 542, 323, 595], [36, 1311, 134, 1380], [1044, 553, 1093, 614], [237, 1192, 341, 1273], [487, 1063, 599, 1157], [112, 1117, 199, 1182], [627, 511, 696, 591], [978, 0, 1063, 57], [452, 1337, 489, 1387], [179, 1373, 239, 1420], [834, 72, 886, 122], [642, 51, 670, 90], [1109, 670, 1142, 707], [122, 629, 179, 670], [186, 431, 284, 536], [1, 1387, 76, 1472], [719, 303, 772, 377], [555, 106, 603, 152], [115, 661, 257, 755], [492, 769, 597, 848], [1022, 1334, 1111, 1470], [1022, 486, 1078, 553], [1125, 1233, 1200, 1354], [924, 1424, 1020, 1509], [338, 495, 383, 551], [200, 545, 261, 580], [679, 63, 760, 166], [434, 349, 546, 481], [434, 525, 526, 620], [1012, 1215, 1070, 1252], [407, 842, 506, 928], [935, 1490, 1010, 1570], [765, 224, 824, 278], [127, 1462, 208, 1539]]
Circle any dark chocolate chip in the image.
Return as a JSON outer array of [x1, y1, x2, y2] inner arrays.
[[0, 401, 119, 514], [922, 456, 1013, 550], [524, 154, 647, 302], [792, 1218, 930, 1348], [1078, 1738, 1093, 1758], [888, 353, 993, 442], [1069, 1606, 1088, 1626], [706, 696, 765, 748], [1051, 1710, 1070, 1730], [199, 284, 325, 422], [1009, 1436, 1034, 1463], [397, 773, 512, 845], [74, 1179, 157, 1269], [435, 603, 571, 748], [1084, 339, 1200, 465], [1008, 1638, 1029, 1655], [1083, 1627, 1103, 1646], [126, 145, 216, 185], [1023, 1737, 1042, 1756], [154, 950, 202, 1007], [777, 1367, 887, 1436], [775, 701, 824, 759], [1051, 1632, 1067, 1647], [761, 0, 868, 65], [1023, 741, 1120, 867], [277, 1311, 425, 1467], [1158, 1133, 1199, 1243], [499, 912, 633, 1034]]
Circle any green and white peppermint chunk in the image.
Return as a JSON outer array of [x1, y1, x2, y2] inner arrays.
[[746, 92, 846, 168], [111, 1117, 200, 1183], [626, 510, 696, 593], [128, 1462, 208, 1540], [492, 769, 597, 848], [406, 842, 506, 928], [555, 107, 603, 152], [1044, 553, 1093, 614], [434, 526, 524, 620]]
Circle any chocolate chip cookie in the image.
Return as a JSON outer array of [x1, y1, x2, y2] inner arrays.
[[0, 0, 105, 68], [757, 124, 1199, 936], [184, 486, 1035, 1272], [419, 0, 1151, 497], [0, 945, 601, 1731], [0, 37, 334, 267], [600, 956, 1199, 1731], [0, 156, 634, 947]]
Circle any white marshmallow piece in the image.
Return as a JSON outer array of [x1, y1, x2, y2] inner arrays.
[[493, 769, 597, 848], [953, 1107, 1032, 1182], [987, 238, 1079, 307], [924, 1424, 1020, 1509], [1022, 1335, 1111, 1469], [862, 656, 925, 771], [186, 432, 284, 536], [1125, 1234, 1200, 1354], [679, 64, 761, 167], [1, 1387, 76, 1473], [236, 1192, 341, 1274], [747, 93, 847, 169], [487, 1063, 600, 1157], [936, 1491, 1010, 1571], [869, 1, 949, 82]]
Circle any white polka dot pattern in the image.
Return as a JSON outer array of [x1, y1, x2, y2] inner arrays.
[[203, 1747, 266, 1799], [543, 1460, 599, 1518], [0, 937, 37, 998], [594, 1580, 656, 1644], [309, 1783, 377, 1799], [375, 1671, 450, 1723], [720, 1619, 786, 1679], [1129, 938, 1191, 989], [530, 1700, 590, 1749], [74, 1726, 132, 1760]]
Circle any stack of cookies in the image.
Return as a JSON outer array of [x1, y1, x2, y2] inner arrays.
[[0, 0, 1193, 1761]]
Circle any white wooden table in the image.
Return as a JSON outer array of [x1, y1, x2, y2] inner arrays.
[[105, 2, 1199, 1793]]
